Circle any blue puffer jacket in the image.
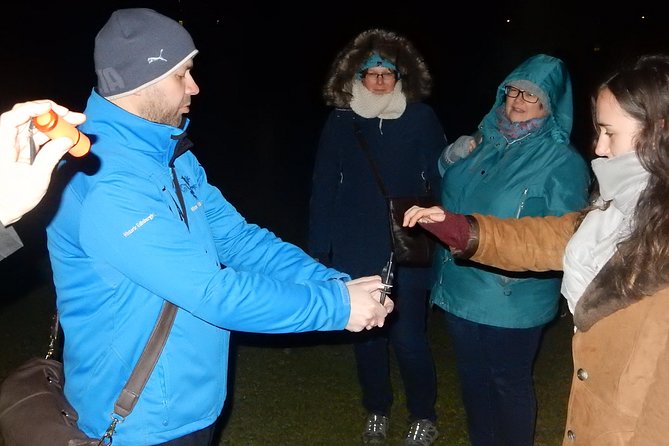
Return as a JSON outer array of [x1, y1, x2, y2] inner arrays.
[[46, 89, 351, 445], [432, 54, 591, 328]]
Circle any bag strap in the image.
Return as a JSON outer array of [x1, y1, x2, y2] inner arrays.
[[353, 122, 402, 257], [48, 302, 177, 443], [353, 122, 389, 197], [101, 143, 192, 436], [114, 302, 177, 418]]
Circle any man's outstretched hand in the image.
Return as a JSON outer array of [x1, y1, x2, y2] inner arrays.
[[345, 275, 394, 332]]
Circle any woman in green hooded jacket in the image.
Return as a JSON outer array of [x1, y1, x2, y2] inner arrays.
[[433, 54, 591, 446]]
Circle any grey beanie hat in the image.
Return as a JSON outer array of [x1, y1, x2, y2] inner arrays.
[[95, 8, 198, 99], [508, 79, 550, 114]]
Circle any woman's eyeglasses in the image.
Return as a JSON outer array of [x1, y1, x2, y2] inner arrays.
[[361, 70, 398, 83], [504, 85, 539, 103]]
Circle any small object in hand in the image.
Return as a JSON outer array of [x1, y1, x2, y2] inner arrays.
[[380, 252, 395, 304], [28, 121, 36, 165], [32, 109, 90, 157]]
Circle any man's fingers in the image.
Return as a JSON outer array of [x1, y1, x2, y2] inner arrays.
[[348, 275, 383, 291], [383, 297, 394, 314], [348, 275, 382, 284]]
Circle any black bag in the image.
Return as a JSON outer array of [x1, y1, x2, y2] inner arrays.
[[387, 196, 438, 266], [0, 358, 99, 446]]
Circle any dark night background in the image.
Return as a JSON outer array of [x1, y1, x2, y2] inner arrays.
[[1, 1, 668, 297]]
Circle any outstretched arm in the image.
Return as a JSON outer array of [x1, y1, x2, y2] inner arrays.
[[403, 205, 474, 255], [404, 205, 578, 271]]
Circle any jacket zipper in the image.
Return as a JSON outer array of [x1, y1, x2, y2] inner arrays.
[[516, 187, 529, 218]]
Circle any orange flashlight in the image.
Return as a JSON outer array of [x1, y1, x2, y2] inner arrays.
[[32, 110, 90, 157]]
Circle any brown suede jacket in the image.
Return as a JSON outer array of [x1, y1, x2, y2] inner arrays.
[[463, 212, 669, 445]]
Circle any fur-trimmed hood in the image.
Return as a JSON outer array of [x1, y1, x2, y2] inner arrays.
[[323, 28, 432, 108]]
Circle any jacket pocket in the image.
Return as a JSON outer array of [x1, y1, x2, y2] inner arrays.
[[515, 185, 545, 218]]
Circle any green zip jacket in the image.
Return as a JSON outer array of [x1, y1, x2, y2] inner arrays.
[[432, 54, 591, 328]]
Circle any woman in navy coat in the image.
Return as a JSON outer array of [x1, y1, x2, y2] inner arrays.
[[308, 28, 446, 445]]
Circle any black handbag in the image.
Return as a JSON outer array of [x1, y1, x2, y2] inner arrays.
[[386, 195, 439, 266], [0, 302, 177, 446], [353, 123, 438, 267]]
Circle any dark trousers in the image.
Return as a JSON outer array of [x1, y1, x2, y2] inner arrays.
[[155, 423, 216, 446], [354, 279, 437, 422], [445, 311, 543, 446]]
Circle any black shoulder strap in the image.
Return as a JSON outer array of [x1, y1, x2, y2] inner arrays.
[[353, 122, 388, 197]]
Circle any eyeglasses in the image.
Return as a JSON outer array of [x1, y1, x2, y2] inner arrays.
[[361, 70, 398, 82], [504, 85, 539, 103]]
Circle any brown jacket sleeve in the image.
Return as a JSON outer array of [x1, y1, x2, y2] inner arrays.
[[465, 212, 580, 272]]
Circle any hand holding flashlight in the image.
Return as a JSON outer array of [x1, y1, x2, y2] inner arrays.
[[0, 100, 87, 226]]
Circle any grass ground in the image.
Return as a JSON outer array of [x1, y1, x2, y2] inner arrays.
[[0, 283, 573, 446]]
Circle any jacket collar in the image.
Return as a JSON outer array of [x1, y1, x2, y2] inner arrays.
[[81, 88, 192, 166], [169, 132, 194, 167]]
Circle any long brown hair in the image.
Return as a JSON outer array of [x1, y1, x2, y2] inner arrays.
[[596, 54, 669, 301]]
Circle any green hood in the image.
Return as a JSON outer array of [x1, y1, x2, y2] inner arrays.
[[480, 53, 573, 144]]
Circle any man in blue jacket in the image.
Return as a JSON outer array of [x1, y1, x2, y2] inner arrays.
[[46, 8, 393, 446]]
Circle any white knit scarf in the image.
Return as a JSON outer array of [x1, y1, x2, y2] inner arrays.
[[561, 151, 650, 314], [350, 79, 407, 120]]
